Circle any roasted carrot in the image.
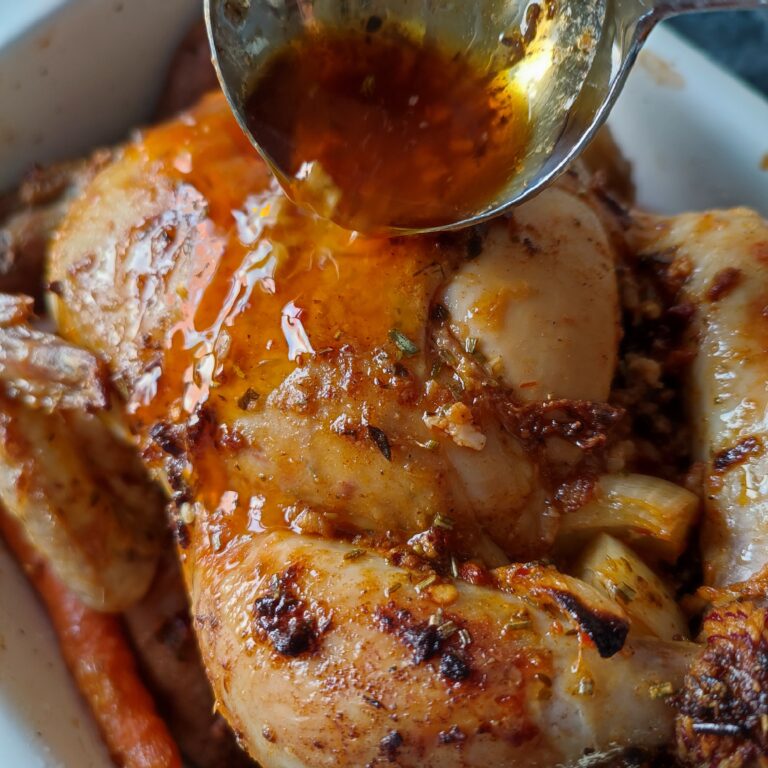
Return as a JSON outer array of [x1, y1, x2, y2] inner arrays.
[[0, 510, 182, 768]]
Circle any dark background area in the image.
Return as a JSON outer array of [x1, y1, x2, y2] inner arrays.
[[671, 10, 768, 96]]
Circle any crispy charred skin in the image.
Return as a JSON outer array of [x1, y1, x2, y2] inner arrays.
[[48, 93, 697, 766], [675, 599, 768, 767]]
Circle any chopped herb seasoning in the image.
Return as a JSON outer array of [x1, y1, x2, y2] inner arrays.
[[447, 377, 464, 400], [379, 730, 403, 759], [368, 425, 392, 461], [713, 435, 762, 472], [415, 574, 438, 592], [464, 337, 478, 354], [691, 722, 742, 736], [428, 609, 444, 626], [237, 387, 260, 411], [648, 682, 675, 700], [438, 348, 458, 367], [502, 613, 532, 633], [344, 548, 366, 561], [437, 621, 458, 639], [614, 583, 637, 604], [430, 360, 444, 378], [388, 329, 419, 357], [450, 557, 459, 578], [439, 650, 470, 681], [438, 725, 466, 744], [419, 438, 439, 451], [385, 582, 402, 597], [433, 513, 454, 530], [458, 628, 472, 648], [577, 677, 595, 696], [392, 362, 410, 378]]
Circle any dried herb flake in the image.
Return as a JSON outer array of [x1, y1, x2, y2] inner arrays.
[[237, 387, 260, 411], [368, 425, 392, 461], [649, 681, 675, 699], [388, 329, 419, 357]]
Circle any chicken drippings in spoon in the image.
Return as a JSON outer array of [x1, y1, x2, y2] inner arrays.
[[244, 25, 531, 233]]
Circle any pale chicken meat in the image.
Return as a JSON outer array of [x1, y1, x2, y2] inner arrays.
[[42, 92, 696, 766], [442, 185, 619, 404], [631, 210, 768, 587]]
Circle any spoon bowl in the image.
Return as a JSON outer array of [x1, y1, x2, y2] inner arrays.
[[206, 0, 767, 234]]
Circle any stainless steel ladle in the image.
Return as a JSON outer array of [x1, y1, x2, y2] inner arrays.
[[206, 0, 767, 234]]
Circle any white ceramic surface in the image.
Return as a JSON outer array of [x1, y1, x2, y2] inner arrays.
[[611, 25, 768, 217], [0, 2, 767, 766], [0, 0, 200, 190]]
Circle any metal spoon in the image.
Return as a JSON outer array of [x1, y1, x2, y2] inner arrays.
[[206, 0, 767, 234]]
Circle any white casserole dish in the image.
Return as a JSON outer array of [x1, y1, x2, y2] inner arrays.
[[0, 2, 766, 765]]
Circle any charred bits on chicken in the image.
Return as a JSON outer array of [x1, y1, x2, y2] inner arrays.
[[550, 590, 629, 658], [675, 600, 768, 766], [374, 603, 472, 682], [253, 566, 331, 657]]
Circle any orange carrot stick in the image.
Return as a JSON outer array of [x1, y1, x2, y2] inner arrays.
[[0, 510, 182, 768]]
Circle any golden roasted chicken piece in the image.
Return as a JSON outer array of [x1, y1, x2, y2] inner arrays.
[[45, 92, 707, 766], [0, 289, 163, 610], [631, 209, 768, 588]]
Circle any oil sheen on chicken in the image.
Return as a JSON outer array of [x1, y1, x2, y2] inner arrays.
[[47, 92, 712, 766]]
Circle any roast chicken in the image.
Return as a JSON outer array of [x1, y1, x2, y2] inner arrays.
[[0, 81, 767, 766]]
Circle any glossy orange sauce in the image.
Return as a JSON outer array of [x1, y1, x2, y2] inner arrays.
[[244, 25, 531, 232], [120, 94, 452, 559]]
